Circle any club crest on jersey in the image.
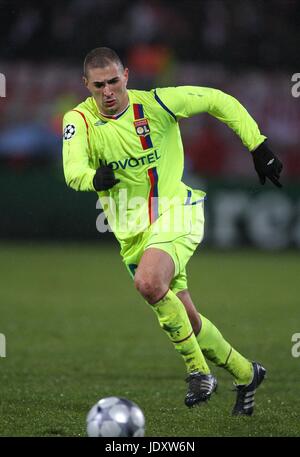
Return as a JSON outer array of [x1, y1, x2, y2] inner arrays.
[[134, 118, 150, 137]]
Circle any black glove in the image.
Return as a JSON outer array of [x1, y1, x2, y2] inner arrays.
[[93, 164, 120, 191], [251, 141, 283, 188]]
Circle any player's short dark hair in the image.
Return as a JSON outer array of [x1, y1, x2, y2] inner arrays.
[[83, 47, 124, 77]]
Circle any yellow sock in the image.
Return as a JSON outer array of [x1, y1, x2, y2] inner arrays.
[[151, 290, 210, 374], [196, 314, 253, 385]]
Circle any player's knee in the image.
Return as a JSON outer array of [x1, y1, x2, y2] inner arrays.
[[134, 275, 166, 304]]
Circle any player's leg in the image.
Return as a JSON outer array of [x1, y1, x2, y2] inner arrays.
[[176, 289, 253, 383], [134, 247, 217, 406], [134, 247, 208, 373], [177, 289, 266, 415]]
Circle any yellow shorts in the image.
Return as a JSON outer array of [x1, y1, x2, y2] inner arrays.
[[120, 201, 205, 295]]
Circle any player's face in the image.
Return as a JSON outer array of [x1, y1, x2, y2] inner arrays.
[[84, 63, 129, 115]]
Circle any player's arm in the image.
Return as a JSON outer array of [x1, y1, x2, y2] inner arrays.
[[155, 86, 283, 187], [155, 86, 266, 150], [62, 112, 119, 192], [62, 111, 96, 191]]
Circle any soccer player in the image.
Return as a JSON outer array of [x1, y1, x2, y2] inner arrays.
[[62, 47, 282, 415]]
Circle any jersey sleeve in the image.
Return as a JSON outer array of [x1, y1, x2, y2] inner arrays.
[[62, 110, 96, 191], [155, 86, 267, 152]]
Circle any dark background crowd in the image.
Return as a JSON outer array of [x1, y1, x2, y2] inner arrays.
[[1, 0, 299, 70]]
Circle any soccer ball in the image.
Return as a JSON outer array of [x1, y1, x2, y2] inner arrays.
[[86, 396, 145, 437]]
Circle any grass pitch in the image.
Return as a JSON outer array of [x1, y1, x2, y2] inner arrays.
[[0, 242, 299, 437]]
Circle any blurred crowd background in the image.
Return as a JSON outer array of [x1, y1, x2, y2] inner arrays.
[[0, 0, 299, 247]]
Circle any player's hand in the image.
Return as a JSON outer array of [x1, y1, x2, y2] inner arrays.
[[93, 163, 120, 191], [251, 141, 283, 188]]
